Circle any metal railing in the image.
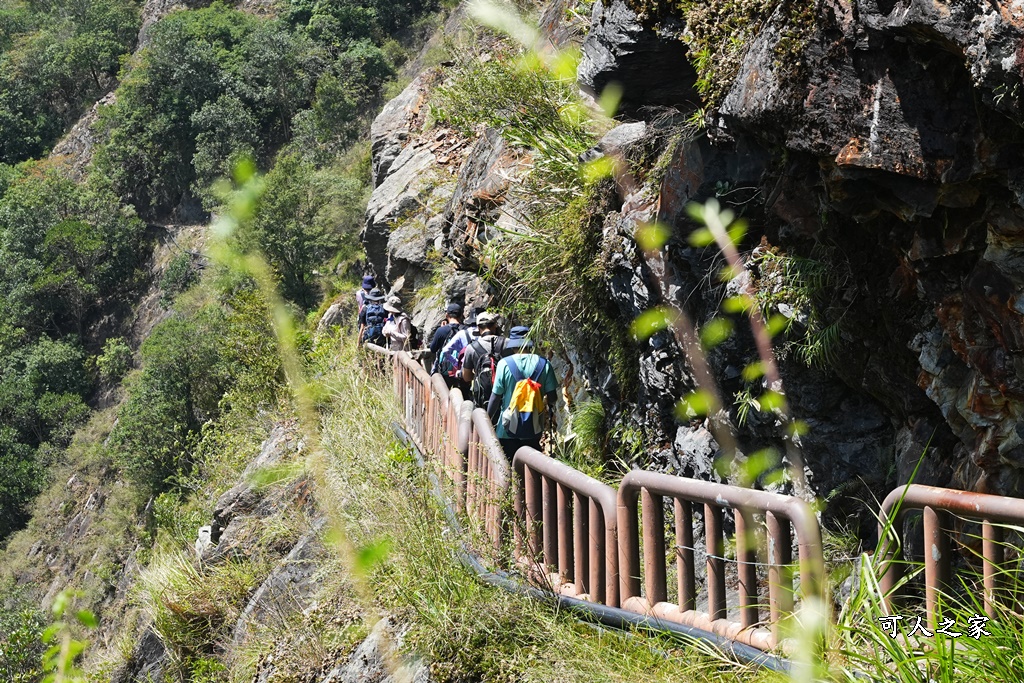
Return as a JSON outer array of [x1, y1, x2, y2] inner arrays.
[[371, 347, 1024, 654], [617, 471, 824, 650], [879, 484, 1024, 622], [512, 447, 619, 606], [466, 407, 509, 555]]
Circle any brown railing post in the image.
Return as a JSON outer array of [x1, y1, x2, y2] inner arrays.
[[641, 487, 667, 606], [922, 505, 952, 624], [617, 484, 642, 608], [705, 503, 727, 622], [675, 499, 695, 613], [557, 482, 574, 583], [525, 463, 542, 559], [590, 498, 606, 605], [574, 491, 589, 597], [879, 484, 1024, 625], [616, 471, 822, 651], [513, 449, 618, 606], [983, 521, 1004, 618], [765, 511, 793, 641], [735, 508, 759, 629], [542, 477, 557, 570]]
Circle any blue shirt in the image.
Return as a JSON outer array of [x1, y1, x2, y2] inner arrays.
[[491, 354, 558, 438]]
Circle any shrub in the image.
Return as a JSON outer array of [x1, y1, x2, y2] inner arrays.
[[160, 252, 200, 306], [0, 600, 45, 683], [236, 152, 361, 307], [96, 337, 133, 382], [0, 0, 140, 164]]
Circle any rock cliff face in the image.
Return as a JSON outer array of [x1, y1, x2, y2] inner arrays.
[[364, 0, 1024, 526]]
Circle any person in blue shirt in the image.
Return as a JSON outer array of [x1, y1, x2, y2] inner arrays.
[[486, 329, 558, 460]]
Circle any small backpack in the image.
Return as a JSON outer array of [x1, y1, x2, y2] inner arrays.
[[431, 324, 464, 374], [438, 328, 477, 378], [500, 356, 548, 439], [469, 336, 506, 406], [363, 302, 386, 345]]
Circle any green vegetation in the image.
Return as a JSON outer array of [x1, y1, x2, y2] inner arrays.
[[0, 0, 140, 164], [235, 151, 367, 307], [160, 252, 200, 306], [0, 0, 439, 542], [750, 246, 852, 369], [95, 337, 132, 383], [95, 0, 424, 216], [318, 335, 778, 683], [109, 283, 281, 493], [432, 41, 639, 395], [0, 591, 45, 683], [0, 160, 145, 537]]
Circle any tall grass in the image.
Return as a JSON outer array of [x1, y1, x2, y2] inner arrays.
[[316, 332, 781, 683], [829, 550, 1024, 682]]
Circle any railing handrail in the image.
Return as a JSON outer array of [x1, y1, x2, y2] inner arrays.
[[376, 347, 1024, 655], [880, 483, 1024, 524], [512, 448, 617, 514], [616, 470, 824, 650], [471, 407, 509, 489], [512, 446, 619, 606], [879, 483, 1024, 621]]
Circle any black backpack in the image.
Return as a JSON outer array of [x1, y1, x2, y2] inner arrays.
[[469, 336, 506, 406], [362, 302, 386, 345]]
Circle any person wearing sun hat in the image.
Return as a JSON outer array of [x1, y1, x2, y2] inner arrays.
[[382, 295, 413, 351], [358, 287, 386, 346], [461, 311, 507, 406], [505, 325, 531, 353], [356, 275, 376, 313]]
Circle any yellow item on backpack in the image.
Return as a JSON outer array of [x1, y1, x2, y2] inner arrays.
[[500, 357, 547, 438]]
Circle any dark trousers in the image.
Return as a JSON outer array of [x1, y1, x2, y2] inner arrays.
[[499, 437, 542, 462]]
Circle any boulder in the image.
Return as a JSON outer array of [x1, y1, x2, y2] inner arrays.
[[363, 143, 439, 280], [442, 128, 526, 269], [370, 75, 432, 187], [109, 627, 166, 683], [319, 618, 432, 683], [231, 522, 327, 648]]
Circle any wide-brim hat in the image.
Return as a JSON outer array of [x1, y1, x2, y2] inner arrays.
[[506, 337, 533, 351], [362, 275, 376, 290], [383, 295, 402, 313], [365, 287, 385, 302], [509, 325, 529, 339]]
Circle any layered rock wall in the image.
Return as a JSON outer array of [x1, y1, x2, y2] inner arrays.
[[363, 0, 1024, 535]]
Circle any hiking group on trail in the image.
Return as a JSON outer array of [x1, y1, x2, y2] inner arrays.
[[356, 276, 416, 352], [355, 277, 558, 460]]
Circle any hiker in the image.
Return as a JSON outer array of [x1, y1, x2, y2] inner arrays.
[[358, 287, 387, 346], [356, 275, 376, 313], [461, 312, 507, 407], [382, 295, 413, 351], [487, 330, 558, 460], [437, 310, 481, 390], [430, 303, 466, 382]]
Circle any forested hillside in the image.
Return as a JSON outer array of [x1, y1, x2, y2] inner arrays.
[[0, 0, 437, 541]]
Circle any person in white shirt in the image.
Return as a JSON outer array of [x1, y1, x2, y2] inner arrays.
[[382, 295, 412, 351]]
